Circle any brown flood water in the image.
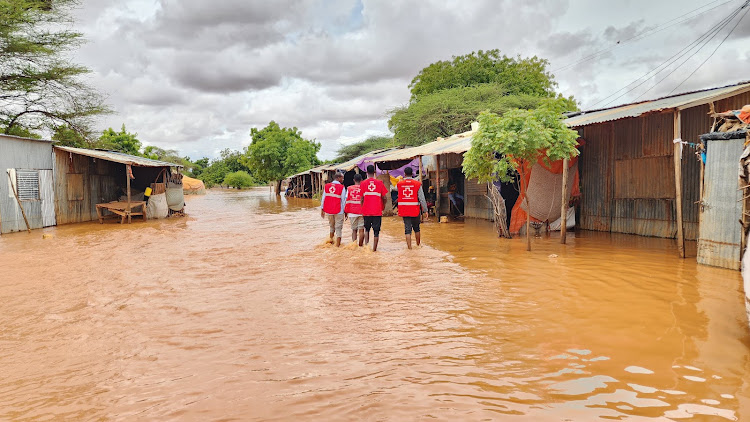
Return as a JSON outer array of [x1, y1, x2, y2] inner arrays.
[[0, 188, 748, 421]]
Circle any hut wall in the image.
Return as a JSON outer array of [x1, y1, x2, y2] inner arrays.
[[580, 111, 678, 238], [0, 137, 54, 234], [53, 149, 122, 225], [464, 179, 493, 220]]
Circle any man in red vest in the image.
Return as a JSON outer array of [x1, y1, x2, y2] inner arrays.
[[345, 173, 364, 245], [359, 164, 388, 251], [397, 166, 428, 249], [320, 171, 347, 247]]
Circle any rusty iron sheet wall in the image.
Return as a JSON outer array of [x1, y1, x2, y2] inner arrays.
[[580, 111, 677, 238], [680, 104, 712, 241], [579, 122, 613, 232], [54, 149, 123, 225]]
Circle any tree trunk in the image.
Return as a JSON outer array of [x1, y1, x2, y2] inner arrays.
[[519, 167, 531, 251], [275, 180, 282, 196]]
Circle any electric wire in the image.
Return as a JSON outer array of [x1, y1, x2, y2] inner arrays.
[[552, 0, 735, 73], [667, 1, 750, 94], [587, 2, 746, 109]]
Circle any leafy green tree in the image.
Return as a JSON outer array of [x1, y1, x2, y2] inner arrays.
[[95, 124, 141, 155], [0, 125, 42, 139], [189, 157, 209, 178], [334, 135, 394, 162], [243, 121, 320, 195], [462, 99, 579, 251], [223, 170, 255, 189], [389, 84, 566, 146], [0, 0, 109, 137], [52, 124, 90, 147], [409, 50, 556, 101]]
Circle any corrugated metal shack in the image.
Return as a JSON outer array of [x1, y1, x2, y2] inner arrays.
[[0, 134, 56, 234], [53, 146, 182, 225], [565, 81, 750, 257], [373, 126, 494, 220]]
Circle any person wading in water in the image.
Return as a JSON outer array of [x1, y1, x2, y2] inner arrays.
[[360, 165, 388, 251], [397, 166, 428, 249], [345, 173, 364, 245], [320, 171, 347, 247]]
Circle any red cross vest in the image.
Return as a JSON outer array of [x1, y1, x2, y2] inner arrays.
[[344, 185, 363, 215], [361, 178, 385, 216], [322, 182, 344, 214], [397, 178, 422, 217]]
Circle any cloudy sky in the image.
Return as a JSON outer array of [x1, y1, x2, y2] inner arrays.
[[71, 0, 750, 160]]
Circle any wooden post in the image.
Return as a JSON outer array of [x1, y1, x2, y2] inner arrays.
[[673, 111, 685, 258], [126, 165, 132, 224], [418, 156, 424, 180], [520, 167, 531, 251], [435, 155, 441, 219], [6, 171, 31, 233], [561, 157, 569, 244]]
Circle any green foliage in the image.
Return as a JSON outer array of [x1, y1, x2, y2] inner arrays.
[[52, 124, 89, 147], [197, 149, 253, 188], [95, 124, 141, 156], [334, 135, 394, 162], [462, 99, 580, 184], [243, 121, 321, 183], [0, 0, 110, 136], [389, 84, 552, 146], [190, 157, 209, 178], [223, 170, 255, 189], [409, 50, 557, 101], [1, 125, 41, 139]]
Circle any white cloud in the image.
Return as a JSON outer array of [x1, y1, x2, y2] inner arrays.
[[71, 0, 750, 160]]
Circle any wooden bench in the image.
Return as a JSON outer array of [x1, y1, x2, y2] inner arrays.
[[96, 201, 147, 224]]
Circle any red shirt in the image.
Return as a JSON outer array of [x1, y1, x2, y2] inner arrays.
[[360, 177, 388, 216], [344, 185, 363, 215]]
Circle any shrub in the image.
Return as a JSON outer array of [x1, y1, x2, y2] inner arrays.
[[223, 171, 255, 189]]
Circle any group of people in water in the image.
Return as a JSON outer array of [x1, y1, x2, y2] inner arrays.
[[320, 165, 429, 251]]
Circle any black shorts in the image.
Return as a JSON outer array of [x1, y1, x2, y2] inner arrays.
[[363, 216, 382, 236], [403, 216, 421, 234]]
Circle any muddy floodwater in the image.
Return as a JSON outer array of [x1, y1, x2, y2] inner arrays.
[[1, 188, 748, 421]]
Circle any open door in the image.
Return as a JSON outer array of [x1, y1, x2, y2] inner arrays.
[[697, 138, 744, 270]]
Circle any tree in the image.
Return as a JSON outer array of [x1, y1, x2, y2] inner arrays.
[[96, 124, 141, 155], [389, 84, 557, 146], [462, 99, 580, 251], [409, 50, 556, 101], [223, 171, 255, 189], [334, 135, 394, 162], [0, 0, 109, 138], [243, 121, 320, 195], [52, 124, 89, 148]]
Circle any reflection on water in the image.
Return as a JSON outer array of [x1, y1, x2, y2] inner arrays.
[[0, 188, 748, 421]]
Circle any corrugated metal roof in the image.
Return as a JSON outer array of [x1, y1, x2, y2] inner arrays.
[[372, 129, 476, 163], [290, 164, 328, 178], [0, 133, 53, 143], [565, 81, 750, 127], [54, 146, 182, 168], [321, 148, 397, 172]]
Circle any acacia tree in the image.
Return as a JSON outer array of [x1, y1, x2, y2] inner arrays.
[[0, 0, 109, 137], [243, 121, 321, 195], [462, 99, 579, 251]]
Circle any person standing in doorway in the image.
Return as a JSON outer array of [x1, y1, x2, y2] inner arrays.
[[397, 167, 428, 249], [320, 171, 347, 247], [360, 165, 388, 251], [345, 173, 364, 244]]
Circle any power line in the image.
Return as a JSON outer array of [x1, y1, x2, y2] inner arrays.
[[630, 1, 748, 101], [587, 2, 746, 109], [667, 1, 750, 94], [552, 0, 736, 73]]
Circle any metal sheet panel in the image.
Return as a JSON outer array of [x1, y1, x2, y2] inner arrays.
[[614, 156, 675, 199], [39, 170, 56, 227], [565, 82, 750, 127], [680, 104, 712, 241], [54, 146, 182, 168], [697, 138, 744, 270], [579, 122, 613, 231]]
